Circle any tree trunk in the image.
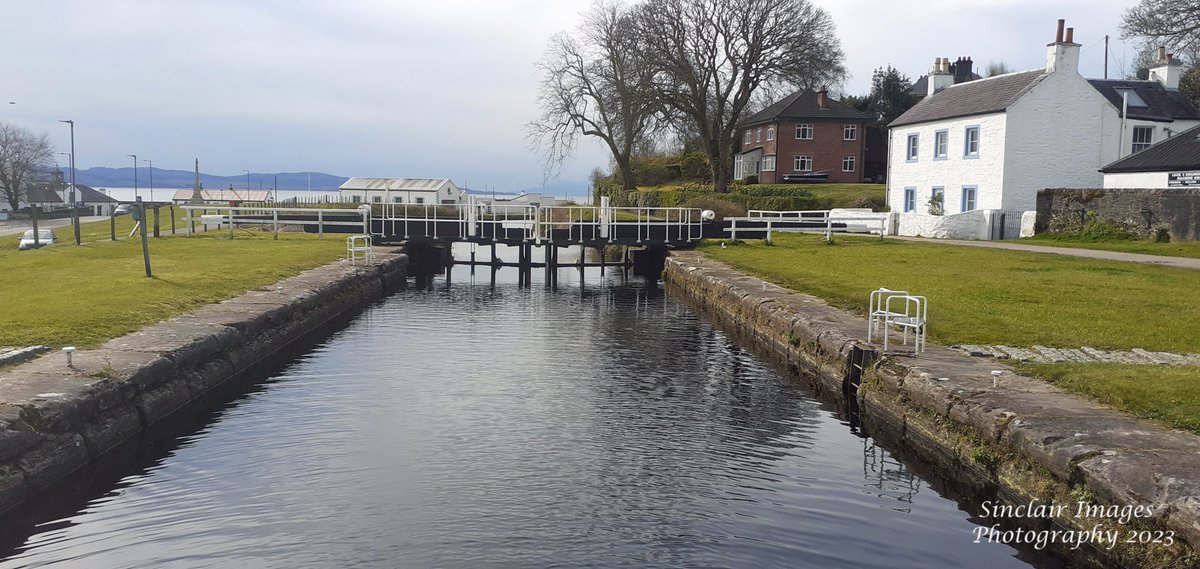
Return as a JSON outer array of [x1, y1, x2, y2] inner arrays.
[[617, 158, 637, 192]]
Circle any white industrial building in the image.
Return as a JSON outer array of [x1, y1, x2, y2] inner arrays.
[[338, 178, 464, 205]]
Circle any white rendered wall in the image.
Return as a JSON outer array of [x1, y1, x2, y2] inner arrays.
[[894, 210, 992, 239], [887, 112, 1007, 214], [1102, 171, 1169, 188], [1002, 71, 1120, 211]]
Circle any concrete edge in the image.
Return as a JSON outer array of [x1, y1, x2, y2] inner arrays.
[[663, 250, 1200, 562], [0, 248, 409, 516]]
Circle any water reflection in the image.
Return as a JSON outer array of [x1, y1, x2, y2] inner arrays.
[[0, 263, 1044, 569]]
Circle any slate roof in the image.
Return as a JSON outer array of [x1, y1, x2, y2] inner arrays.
[[1100, 123, 1200, 173], [67, 184, 118, 203], [25, 186, 63, 203], [339, 177, 455, 191], [739, 90, 871, 127], [889, 69, 1046, 127], [1087, 79, 1200, 122], [910, 72, 983, 96]]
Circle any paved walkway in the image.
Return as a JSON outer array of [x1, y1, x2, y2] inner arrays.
[[0, 216, 107, 237], [893, 236, 1200, 270]]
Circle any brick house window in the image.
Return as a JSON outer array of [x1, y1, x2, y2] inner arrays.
[[767, 126, 775, 141], [844, 124, 857, 140], [762, 156, 776, 171], [1132, 126, 1153, 153], [841, 155, 855, 172], [796, 124, 813, 140], [906, 133, 919, 161], [756, 128, 762, 143], [794, 155, 813, 172], [744, 131, 751, 145]]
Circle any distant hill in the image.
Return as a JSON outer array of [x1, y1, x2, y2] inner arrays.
[[69, 167, 349, 191]]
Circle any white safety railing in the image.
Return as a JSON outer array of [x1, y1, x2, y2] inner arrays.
[[868, 288, 927, 354], [346, 235, 373, 265], [727, 210, 886, 243], [370, 197, 705, 244], [182, 205, 370, 239]]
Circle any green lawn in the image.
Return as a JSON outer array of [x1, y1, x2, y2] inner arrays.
[[1022, 235, 1200, 259], [699, 233, 1200, 432], [1016, 363, 1200, 434], [1, 214, 345, 349], [699, 234, 1200, 353]]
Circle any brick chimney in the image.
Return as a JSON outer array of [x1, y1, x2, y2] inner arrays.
[[1045, 19, 1080, 74], [950, 57, 974, 83], [928, 57, 954, 96], [1149, 46, 1182, 90], [816, 86, 828, 109]]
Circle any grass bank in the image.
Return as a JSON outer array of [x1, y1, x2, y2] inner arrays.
[[1, 215, 345, 349], [699, 234, 1200, 432]]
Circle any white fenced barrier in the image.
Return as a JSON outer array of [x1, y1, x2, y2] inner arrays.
[[726, 210, 887, 243], [182, 205, 370, 239]]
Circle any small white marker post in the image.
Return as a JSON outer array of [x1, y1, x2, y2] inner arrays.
[[62, 346, 76, 367], [992, 370, 1003, 387]]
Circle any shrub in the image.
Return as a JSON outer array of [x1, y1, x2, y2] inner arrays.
[[854, 195, 888, 212], [745, 174, 759, 185], [684, 197, 746, 220]]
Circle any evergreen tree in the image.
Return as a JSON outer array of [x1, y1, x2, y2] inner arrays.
[[864, 66, 918, 125]]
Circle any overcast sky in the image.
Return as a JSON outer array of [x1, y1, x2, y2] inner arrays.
[[2, 0, 1142, 191]]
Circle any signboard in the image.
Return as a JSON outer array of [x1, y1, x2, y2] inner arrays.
[[1168, 171, 1200, 187]]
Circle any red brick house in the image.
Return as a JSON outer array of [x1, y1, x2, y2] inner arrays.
[[734, 88, 871, 184]]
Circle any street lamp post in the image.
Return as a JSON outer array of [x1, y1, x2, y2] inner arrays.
[[143, 159, 153, 204], [58, 120, 79, 245], [128, 154, 138, 199], [243, 169, 250, 194]]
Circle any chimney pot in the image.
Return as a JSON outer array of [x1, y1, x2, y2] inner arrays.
[[1158, 46, 1168, 61], [1066, 27, 1074, 43], [1055, 19, 1065, 43]]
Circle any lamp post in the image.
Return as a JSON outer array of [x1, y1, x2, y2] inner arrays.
[[128, 154, 138, 199], [143, 159, 153, 204], [58, 120, 79, 245], [243, 169, 250, 194]]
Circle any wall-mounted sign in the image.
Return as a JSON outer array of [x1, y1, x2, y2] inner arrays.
[[1168, 171, 1200, 187]]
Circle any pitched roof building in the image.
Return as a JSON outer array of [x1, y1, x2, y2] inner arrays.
[[734, 88, 872, 184], [886, 19, 1200, 223], [1100, 123, 1200, 188]]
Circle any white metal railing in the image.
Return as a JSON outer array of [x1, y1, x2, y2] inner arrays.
[[370, 197, 704, 243], [182, 205, 370, 239], [346, 235, 373, 265], [726, 210, 886, 243]]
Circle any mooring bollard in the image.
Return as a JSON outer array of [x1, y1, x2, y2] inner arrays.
[[62, 346, 76, 367]]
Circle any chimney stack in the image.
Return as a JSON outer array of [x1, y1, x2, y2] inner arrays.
[[928, 57, 954, 96], [1150, 47, 1183, 90], [816, 86, 828, 109], [951, 57, 974, 83], [1046, 19, 1080, 74]]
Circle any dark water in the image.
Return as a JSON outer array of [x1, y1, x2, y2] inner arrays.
[[0, 263, 1043, 568]]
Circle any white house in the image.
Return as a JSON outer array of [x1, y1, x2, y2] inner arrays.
[[1101, 123, 1200, 188], [886, 20, 1200, 237], [338, 177, 464, 205]]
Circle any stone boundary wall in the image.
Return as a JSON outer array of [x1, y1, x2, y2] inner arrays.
[[1036, 187, 1200, 241], [664, 252, 1200, 565], [0, 250, 409, 516]]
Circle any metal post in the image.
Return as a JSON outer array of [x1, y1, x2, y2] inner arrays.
[[228, 207, 234, 239], [171, 205, 176, 234], [136, 197, 152, 277], [273, 208, 279, 240], [110, 207, 116, 241], [318, 210, 324, 240], [31, 205, 39, 246], [58, 120, 80, 245], [152, 205, 160, 237]]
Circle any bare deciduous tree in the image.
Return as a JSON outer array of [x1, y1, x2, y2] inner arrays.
[[985, 61, 1012, 77], [1122, 0, 1200, 54], [529, 0, 659, 191], [637, 0, 845, 192], [0, 123, 54, 211]]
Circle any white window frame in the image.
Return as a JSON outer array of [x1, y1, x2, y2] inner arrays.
[[794, 155, 813, 172], [841, 155, 855, 172], [756, 128, 762, 143], [1132, 126, 1154, 153], [767, 126, 775, 141], [934, 130, 948, 159], [762, 156, 776, 171], [843, 124, 857, 141], [961, 185, 977, 212], [906, 133, 919, 161], [964, 126, 980, 158], [796, 123, 813, 140], [744, 131, 751, 145]]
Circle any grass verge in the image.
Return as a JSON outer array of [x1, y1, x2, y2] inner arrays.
[[1015, 363, 1200, 435], [1021, 235, 1200, 259], [1, 215, 345, 349]]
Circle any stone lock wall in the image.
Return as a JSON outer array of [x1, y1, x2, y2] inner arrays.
[[1036, 187, 1200, 241]]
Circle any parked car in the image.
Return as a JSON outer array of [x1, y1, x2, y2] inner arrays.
[[114, 203, 134, 216], [18, 229, 57, 250]]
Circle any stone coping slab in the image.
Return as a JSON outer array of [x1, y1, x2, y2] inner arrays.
[[665, 251, 1200, 551]]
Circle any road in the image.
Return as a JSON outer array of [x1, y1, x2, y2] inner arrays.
[[0, 216, 108, 237]]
